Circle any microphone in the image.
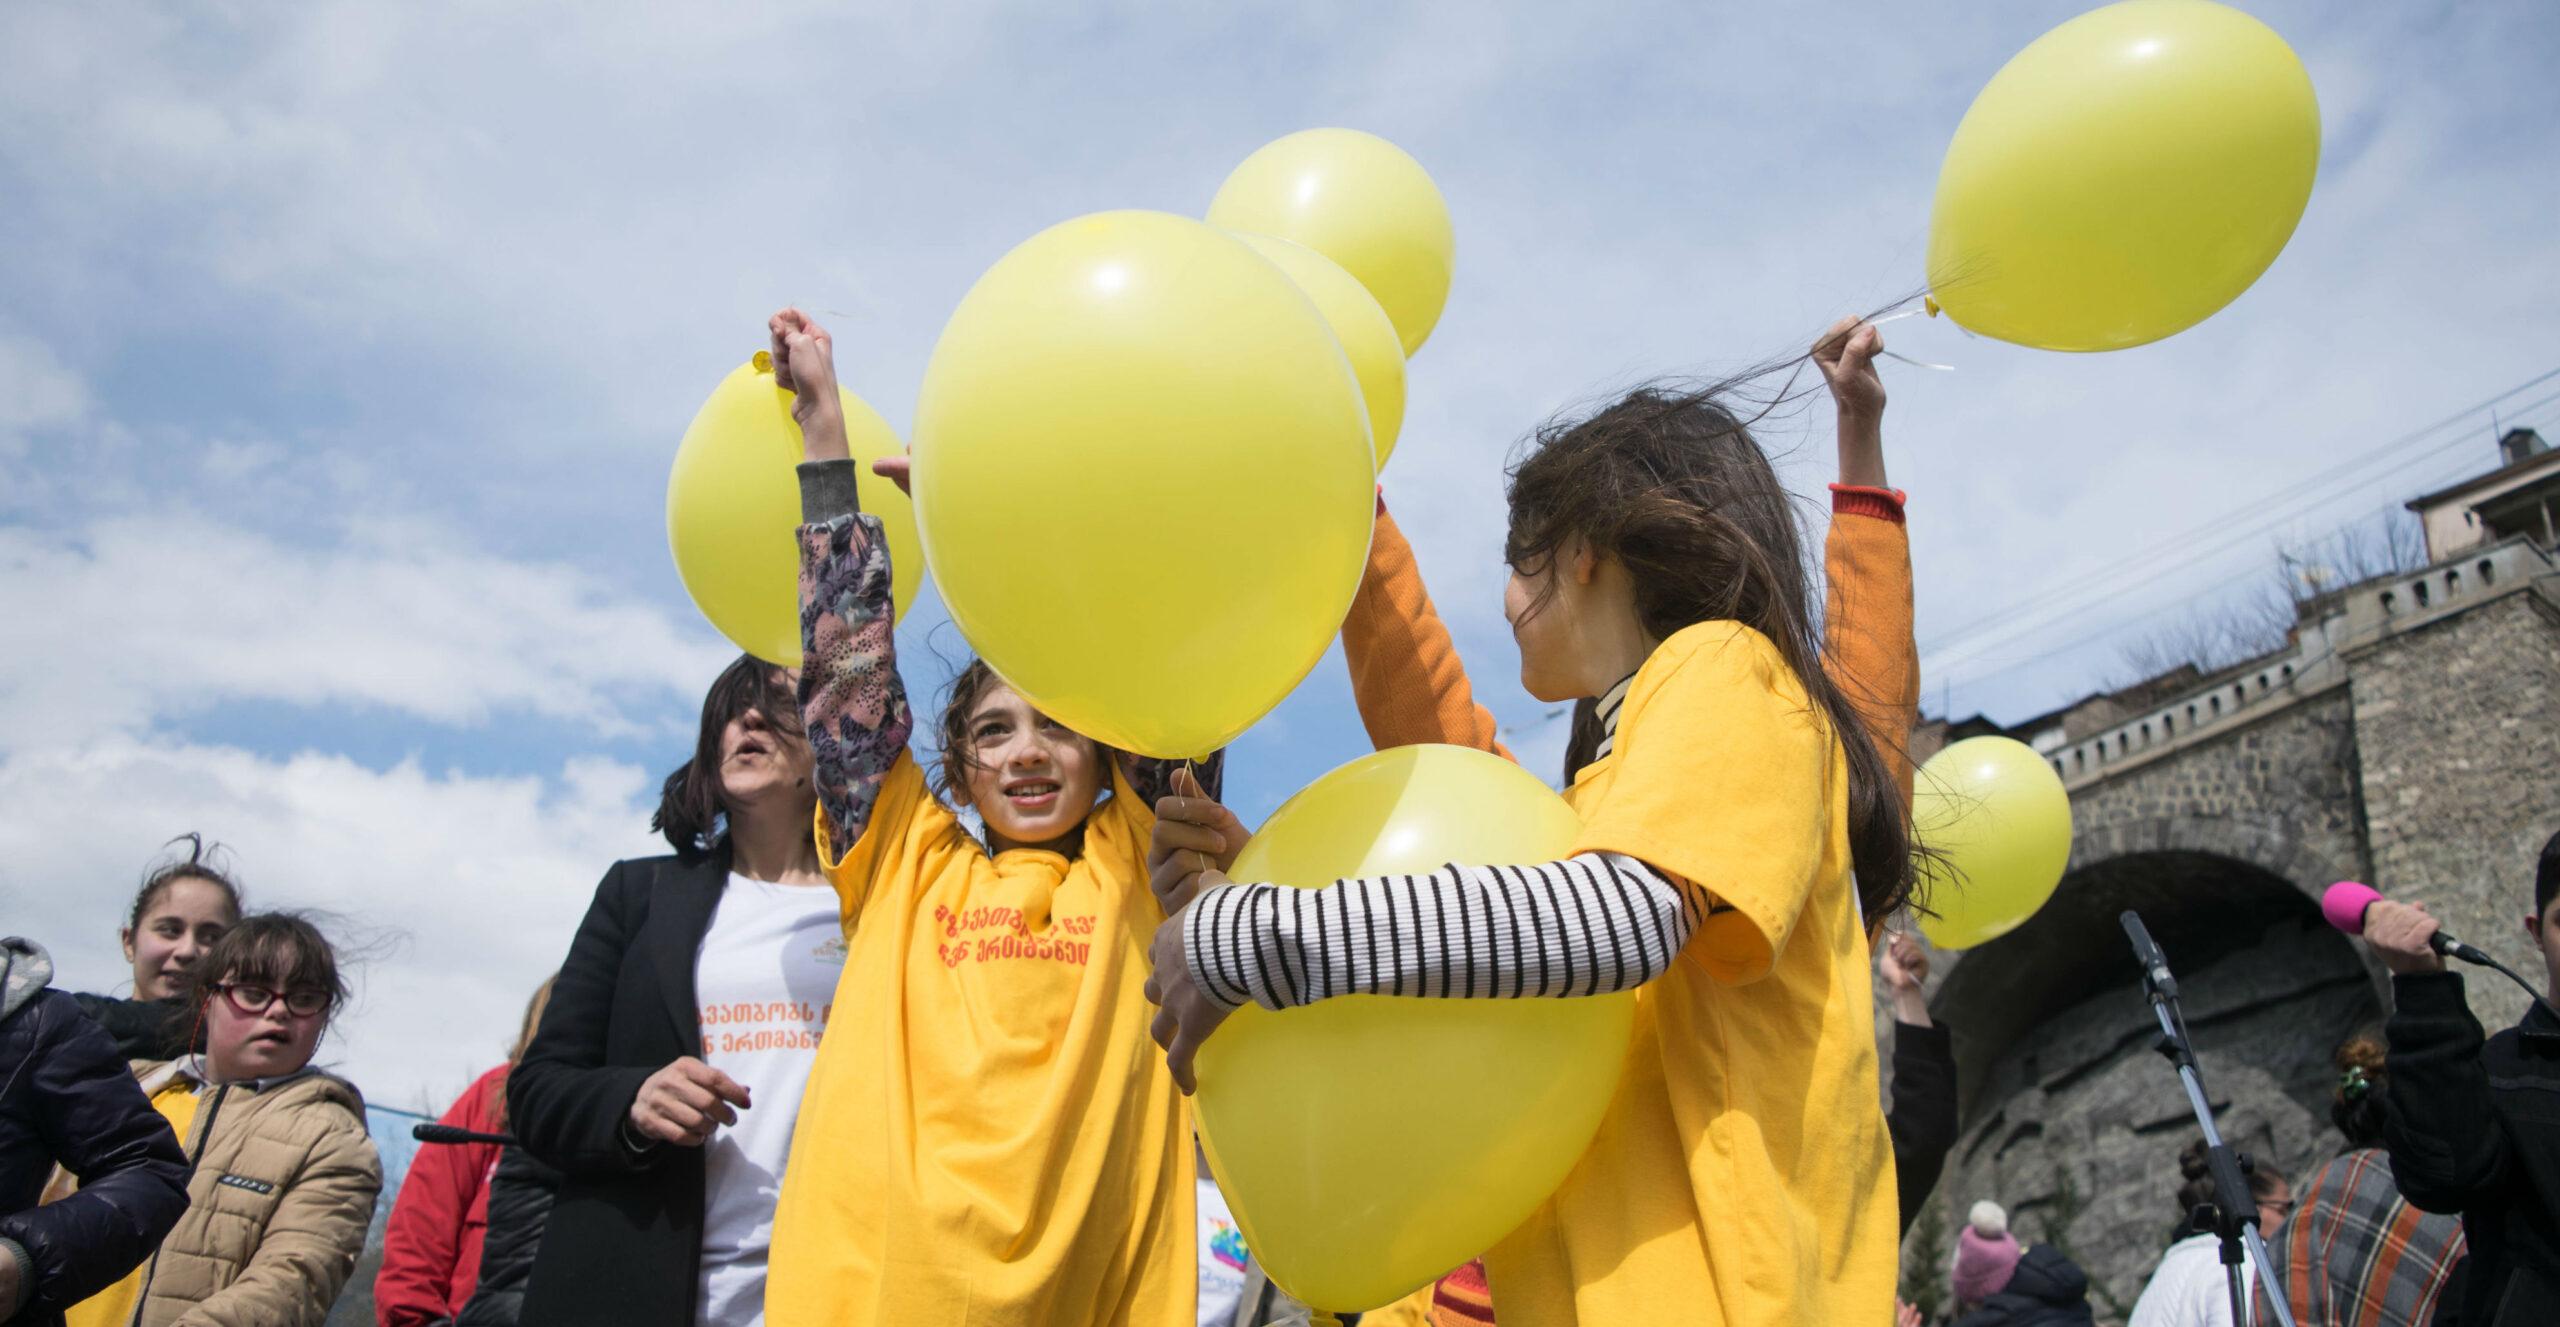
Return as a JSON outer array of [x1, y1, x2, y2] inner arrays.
[[2321, 880, 2492, 964], [412, 1123, 517, 1147]]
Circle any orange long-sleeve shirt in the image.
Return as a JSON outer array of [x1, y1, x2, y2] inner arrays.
[[1341, 487, 1916, 1327]]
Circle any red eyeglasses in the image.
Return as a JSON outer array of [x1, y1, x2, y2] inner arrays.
[[215, 982, 331, 1019]]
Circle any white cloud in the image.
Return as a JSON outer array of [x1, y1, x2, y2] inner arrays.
[[0, 328, 87, 454], [0, 512, 736, 748], [4, 733, 661, 1112]]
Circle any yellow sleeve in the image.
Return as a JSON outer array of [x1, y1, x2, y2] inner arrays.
[[813, 752, 937, 927], [1570, 624, 1834, 985]]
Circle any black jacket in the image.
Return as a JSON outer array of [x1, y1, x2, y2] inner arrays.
[[1950, 1244, 2096, 1327], [1889, 1018, 1958, 1234], [2383, 971, 2560, 1326], [455, 1145, 559, 1327], [507, 853, 728, 1327], [0, 942, 189, 1327]]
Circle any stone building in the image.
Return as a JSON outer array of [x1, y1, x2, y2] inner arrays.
[[1896, 434, 2560, 1314]]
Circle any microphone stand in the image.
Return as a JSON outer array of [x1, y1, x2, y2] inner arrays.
[[2120, 911, 2297, 1327]]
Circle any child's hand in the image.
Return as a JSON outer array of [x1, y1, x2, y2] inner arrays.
[[1144, 887, 1237, 1094], [1814, 315, 1888, 488], [1879, 931, 1929, 994], [1148, 765, 1248, 914], [768, 308, 847, 460], [1813, 315, 1886, 420]]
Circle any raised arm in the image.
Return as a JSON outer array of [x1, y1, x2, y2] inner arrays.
[[776, 309, 916, 857], [1813, 315, 1919, 806], [1340, 498, 1511, 758]]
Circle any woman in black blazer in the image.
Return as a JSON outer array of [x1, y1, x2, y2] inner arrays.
[[509, 652, 830, 1327]]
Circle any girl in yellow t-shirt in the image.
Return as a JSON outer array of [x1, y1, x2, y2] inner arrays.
[[1147, 321, 1919, 1326], [759, 310, 1202, 1327]]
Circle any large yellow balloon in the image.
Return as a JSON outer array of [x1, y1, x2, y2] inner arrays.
[[1913, 736, 2075, 950], [1208, 129, 1456, 356], [914, 211, 1373, 758], [667, 357, 921, 665], [1233, 232, 1407, 470], [1195, 745, 1636, 1312], [1927, 0, 2320, 351]]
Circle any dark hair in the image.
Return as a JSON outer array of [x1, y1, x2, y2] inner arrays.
[[655, 654, 806, 859], [124, 832, 245, 938], [2173, 1136, 2286, 1235], [2537, 828, 2560, 916], [184, 912, 348, 1020], [928, 657, 1110, 804], [1505, 383, 1918, 922], [2331, 1032, 2388, 1148]]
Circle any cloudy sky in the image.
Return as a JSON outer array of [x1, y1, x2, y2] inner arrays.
[[5, 1, 2555, 1106]]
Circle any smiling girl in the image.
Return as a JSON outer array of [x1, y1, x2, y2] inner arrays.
[[70, 834, 244, 1061], [759, 309, 1202, 1327], [90, 913, 381, 1327]]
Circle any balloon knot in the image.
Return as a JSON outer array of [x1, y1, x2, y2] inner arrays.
[[1922, 296, 1942, 319], [752, 349, 774, 373]]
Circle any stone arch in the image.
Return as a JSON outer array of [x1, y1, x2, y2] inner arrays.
[[1925, 846, 2382, 1312]]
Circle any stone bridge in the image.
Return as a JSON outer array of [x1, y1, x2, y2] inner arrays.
[[1903, 538, 2560, 1312]]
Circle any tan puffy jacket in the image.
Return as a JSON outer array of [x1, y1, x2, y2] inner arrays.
[[126, 1063, 382, 1327]]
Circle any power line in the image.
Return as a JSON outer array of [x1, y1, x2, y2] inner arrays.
[[1920, 371, 2560, 674], [1918, 366, 2560, 660]]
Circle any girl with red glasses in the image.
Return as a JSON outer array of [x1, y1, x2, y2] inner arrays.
[[70, 913, 381, 1327]]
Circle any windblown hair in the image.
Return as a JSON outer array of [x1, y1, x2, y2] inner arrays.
[[125, 832, 245, 938], [654, 654, 805, 859], [494, 973, 559, 1129], [929, 657, 1112, 805], [1507, 383, 1918, 923], [183, 912, 348, 1021]]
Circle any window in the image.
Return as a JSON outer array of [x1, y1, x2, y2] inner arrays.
[[2210, 696, 2222, 716], [2383, 590, 2398, 614], [2164, 713, 2176, 736], [2480, 559, 2496, 586], [2415, 579, 2432, 608], [2280, 664, 2293, 680]]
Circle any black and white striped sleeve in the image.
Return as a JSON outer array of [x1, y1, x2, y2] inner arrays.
[[1180, 851, 1710, 1013]]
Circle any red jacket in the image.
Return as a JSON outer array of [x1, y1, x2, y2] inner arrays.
[[376, 1064, 508, 1326]]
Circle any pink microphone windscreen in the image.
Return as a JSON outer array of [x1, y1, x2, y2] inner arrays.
[[2323, 880, 2382, 936]]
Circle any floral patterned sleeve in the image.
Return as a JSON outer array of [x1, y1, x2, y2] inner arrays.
[[799, 509, 914, 851]]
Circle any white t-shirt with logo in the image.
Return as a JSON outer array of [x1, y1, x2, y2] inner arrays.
[[693, 874, 843, 1326], [1196, 1162, 1250, 1327]]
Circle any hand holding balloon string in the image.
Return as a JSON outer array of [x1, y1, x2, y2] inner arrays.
[[1141, 764, 1251, 1094]]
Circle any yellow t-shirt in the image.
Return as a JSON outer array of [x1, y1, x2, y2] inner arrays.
[[65, 1078, 202, 1327], [1485, 621, 1898, 1326], [763, 754, 1193, 1327]]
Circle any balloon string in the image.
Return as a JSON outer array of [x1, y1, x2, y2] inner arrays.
[[1868, 307, 1927, 328], [1881, 349, 1957, 372]]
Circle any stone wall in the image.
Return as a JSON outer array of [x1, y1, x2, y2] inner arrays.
[[2348, 586, 2560, 1028]]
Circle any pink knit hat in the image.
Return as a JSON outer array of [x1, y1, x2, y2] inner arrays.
[[1951, 1201, 2023, 1305]]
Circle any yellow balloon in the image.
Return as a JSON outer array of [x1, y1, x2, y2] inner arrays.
[[914, 211, 1373, 758], [667, 357, 922, 666], [1927, 0, 2320, 351], [1195, 745, 1636, 1312], [1233, 232, 1407, 471], [1912, 737, 2075, 950], [1208, 128, 1456, 356]]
